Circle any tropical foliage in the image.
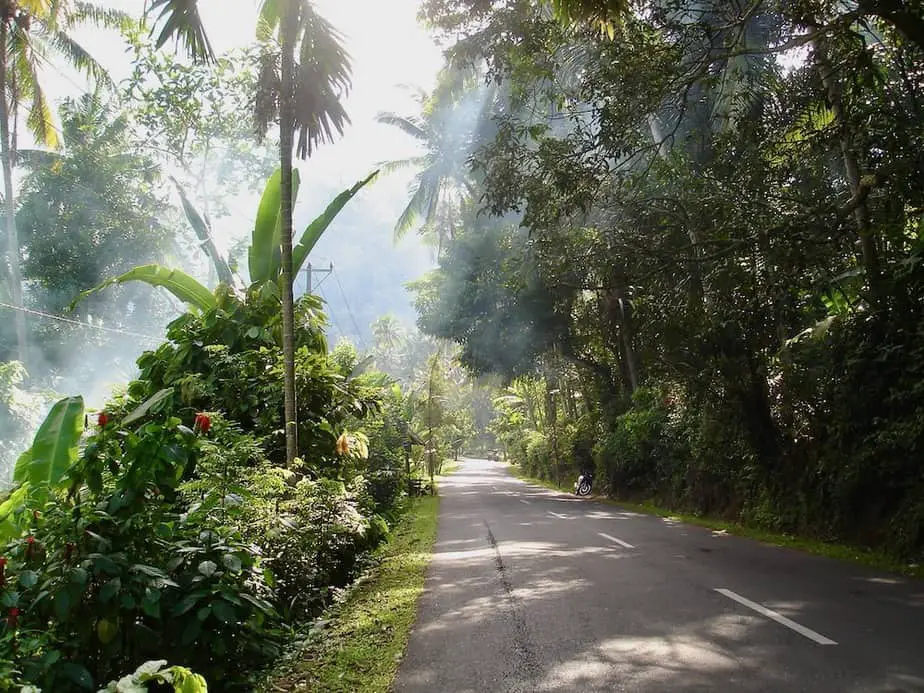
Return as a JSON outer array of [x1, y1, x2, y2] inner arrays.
[[411, 0, 924, 560]]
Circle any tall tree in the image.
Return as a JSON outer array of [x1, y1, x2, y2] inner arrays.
[[149, 0, 352, 466], [376, 71, 493, 253], [0, 0, 123, 363]]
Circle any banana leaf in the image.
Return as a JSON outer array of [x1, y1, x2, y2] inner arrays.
[[249, 167, 301, 284], [14, 396, 85, 488], [71, 265, 216, 312], [292, 170, 379, 277]]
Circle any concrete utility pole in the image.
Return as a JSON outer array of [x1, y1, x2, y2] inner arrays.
[[302, 261, 333, 294]]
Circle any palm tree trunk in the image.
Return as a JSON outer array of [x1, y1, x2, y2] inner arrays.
[[0, 21, 26, 363], [279, 1, 299, 466]]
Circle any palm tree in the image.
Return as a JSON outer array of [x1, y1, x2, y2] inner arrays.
[[375, 70, 490, 253], [1, 0, 123, 363], [149, 0, 352, 467]]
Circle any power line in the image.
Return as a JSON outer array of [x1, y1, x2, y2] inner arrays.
[[0, 301, 161, 343], [316, 285, 345, 343], [332, 269, 368, 351]]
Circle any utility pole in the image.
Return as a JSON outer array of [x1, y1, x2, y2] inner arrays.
[[302, 261, 333, 295]]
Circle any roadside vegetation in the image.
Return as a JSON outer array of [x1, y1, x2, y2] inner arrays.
[[262, 495, 439, 693], [401, 1, 924, 569]]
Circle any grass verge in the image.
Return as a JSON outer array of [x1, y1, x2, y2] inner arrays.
[[264, 495, 440, 692], [508, 464, 923, 579]]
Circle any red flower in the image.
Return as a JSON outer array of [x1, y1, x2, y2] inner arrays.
[[97, 412, 109, 427], [25, 536, 35, 559], [7, 607, 20, 628], [194, 413, 211, 434], [0, 557, 6, 587]]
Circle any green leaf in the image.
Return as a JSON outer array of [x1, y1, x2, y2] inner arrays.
[[0, 485, 30, 538], [198, 560, 217, 577], [18, 570, 38, 588], [71, 265, 216, 312], [58, 661, 94, 690], [174, 669, 209, 693], [123, 388, 175, 426], [90, 553, 120, 575], [181, 617, 203, 645], [14, 396, 85, 488], [97, 617, 119, 644], [2, 591, 20, 608], [292, 170, 379, 278], [211, 598, 236, 624], [54, 590, 73, 620], [221, 553, 242, 573], [172, 177, 234, 286], [172, 592, 203, 616], [196, 604, 211, 621], [100, 577, 121, 603], [250, 168, 301, 284], [132, 564, 169, 579]]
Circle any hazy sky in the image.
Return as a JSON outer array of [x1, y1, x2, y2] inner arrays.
[[44, 0, 443, 273]]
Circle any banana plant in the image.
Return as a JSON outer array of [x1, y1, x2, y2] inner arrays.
[[71, 167, 378, 311], [0, 396, 85, 539]]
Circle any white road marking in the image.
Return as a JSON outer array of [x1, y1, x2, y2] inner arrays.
[[715, 589, 837, 645], [547, 511, 570, 520], [598, 532, 635, 549], [519, 499, 531, 505]]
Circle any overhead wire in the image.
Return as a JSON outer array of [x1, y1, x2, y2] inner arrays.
[[332, 268, 368, 351], [316, 284, 345, 343], [0, 300, 162, 343]]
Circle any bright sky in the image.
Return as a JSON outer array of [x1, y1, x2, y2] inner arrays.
[[44, 0, 443, 272]]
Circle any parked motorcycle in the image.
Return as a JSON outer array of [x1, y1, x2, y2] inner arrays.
[[574, 471, 593, 496]]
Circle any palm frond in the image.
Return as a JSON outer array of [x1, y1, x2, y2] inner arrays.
[[26, 79, 59, 150], [146, 0, 214, 62], [13, 34, 60, 149], [291, 1, 352, 158], [375, 112, 428, 141], [69, 2, 135, 32], [48, 29, 112, 87], [375, 155, 428, 175], [395, 171, 439, 241]]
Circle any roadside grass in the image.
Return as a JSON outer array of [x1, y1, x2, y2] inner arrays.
[[263, 495, 440, 692], [508, 464, 924, 580], [437, 457, 461, 477]]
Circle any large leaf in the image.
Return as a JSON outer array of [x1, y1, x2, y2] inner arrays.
[[249, 168, 301, 284], [292, 170, 379, 276], [172, 178, 235, 286], [14, 396, 84, 488], [71, 265, 216, 312], [123, 388, 175, 426]]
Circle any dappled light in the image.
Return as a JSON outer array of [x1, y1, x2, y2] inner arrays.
[[2, 0, 924, 690]]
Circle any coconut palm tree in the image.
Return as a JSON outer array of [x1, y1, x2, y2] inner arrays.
[[148, 0, 352, 467], [1, 0, 125, 363], [375, 69, 496, 253]]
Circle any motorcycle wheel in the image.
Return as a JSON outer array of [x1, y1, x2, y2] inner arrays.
[[577, 482, 592, 496]]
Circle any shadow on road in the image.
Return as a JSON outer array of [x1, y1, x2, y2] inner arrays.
[[396, 459, 924, 693]]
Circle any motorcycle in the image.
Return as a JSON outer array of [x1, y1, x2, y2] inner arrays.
[[574, 471, 593, 496]]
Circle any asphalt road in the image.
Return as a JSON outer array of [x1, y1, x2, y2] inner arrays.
[[395, 458, 924, 693]]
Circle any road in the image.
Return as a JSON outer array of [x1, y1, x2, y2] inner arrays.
[[395, 458, 924, 693]]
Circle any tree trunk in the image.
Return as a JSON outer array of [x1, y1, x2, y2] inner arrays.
[[814, 38, 883, 308], [279, 2, 299, 466], [0, 21, 26, 363]]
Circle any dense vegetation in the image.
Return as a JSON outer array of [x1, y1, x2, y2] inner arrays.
[[405, 0, 924, 560], [0, 1, 488, 690]]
